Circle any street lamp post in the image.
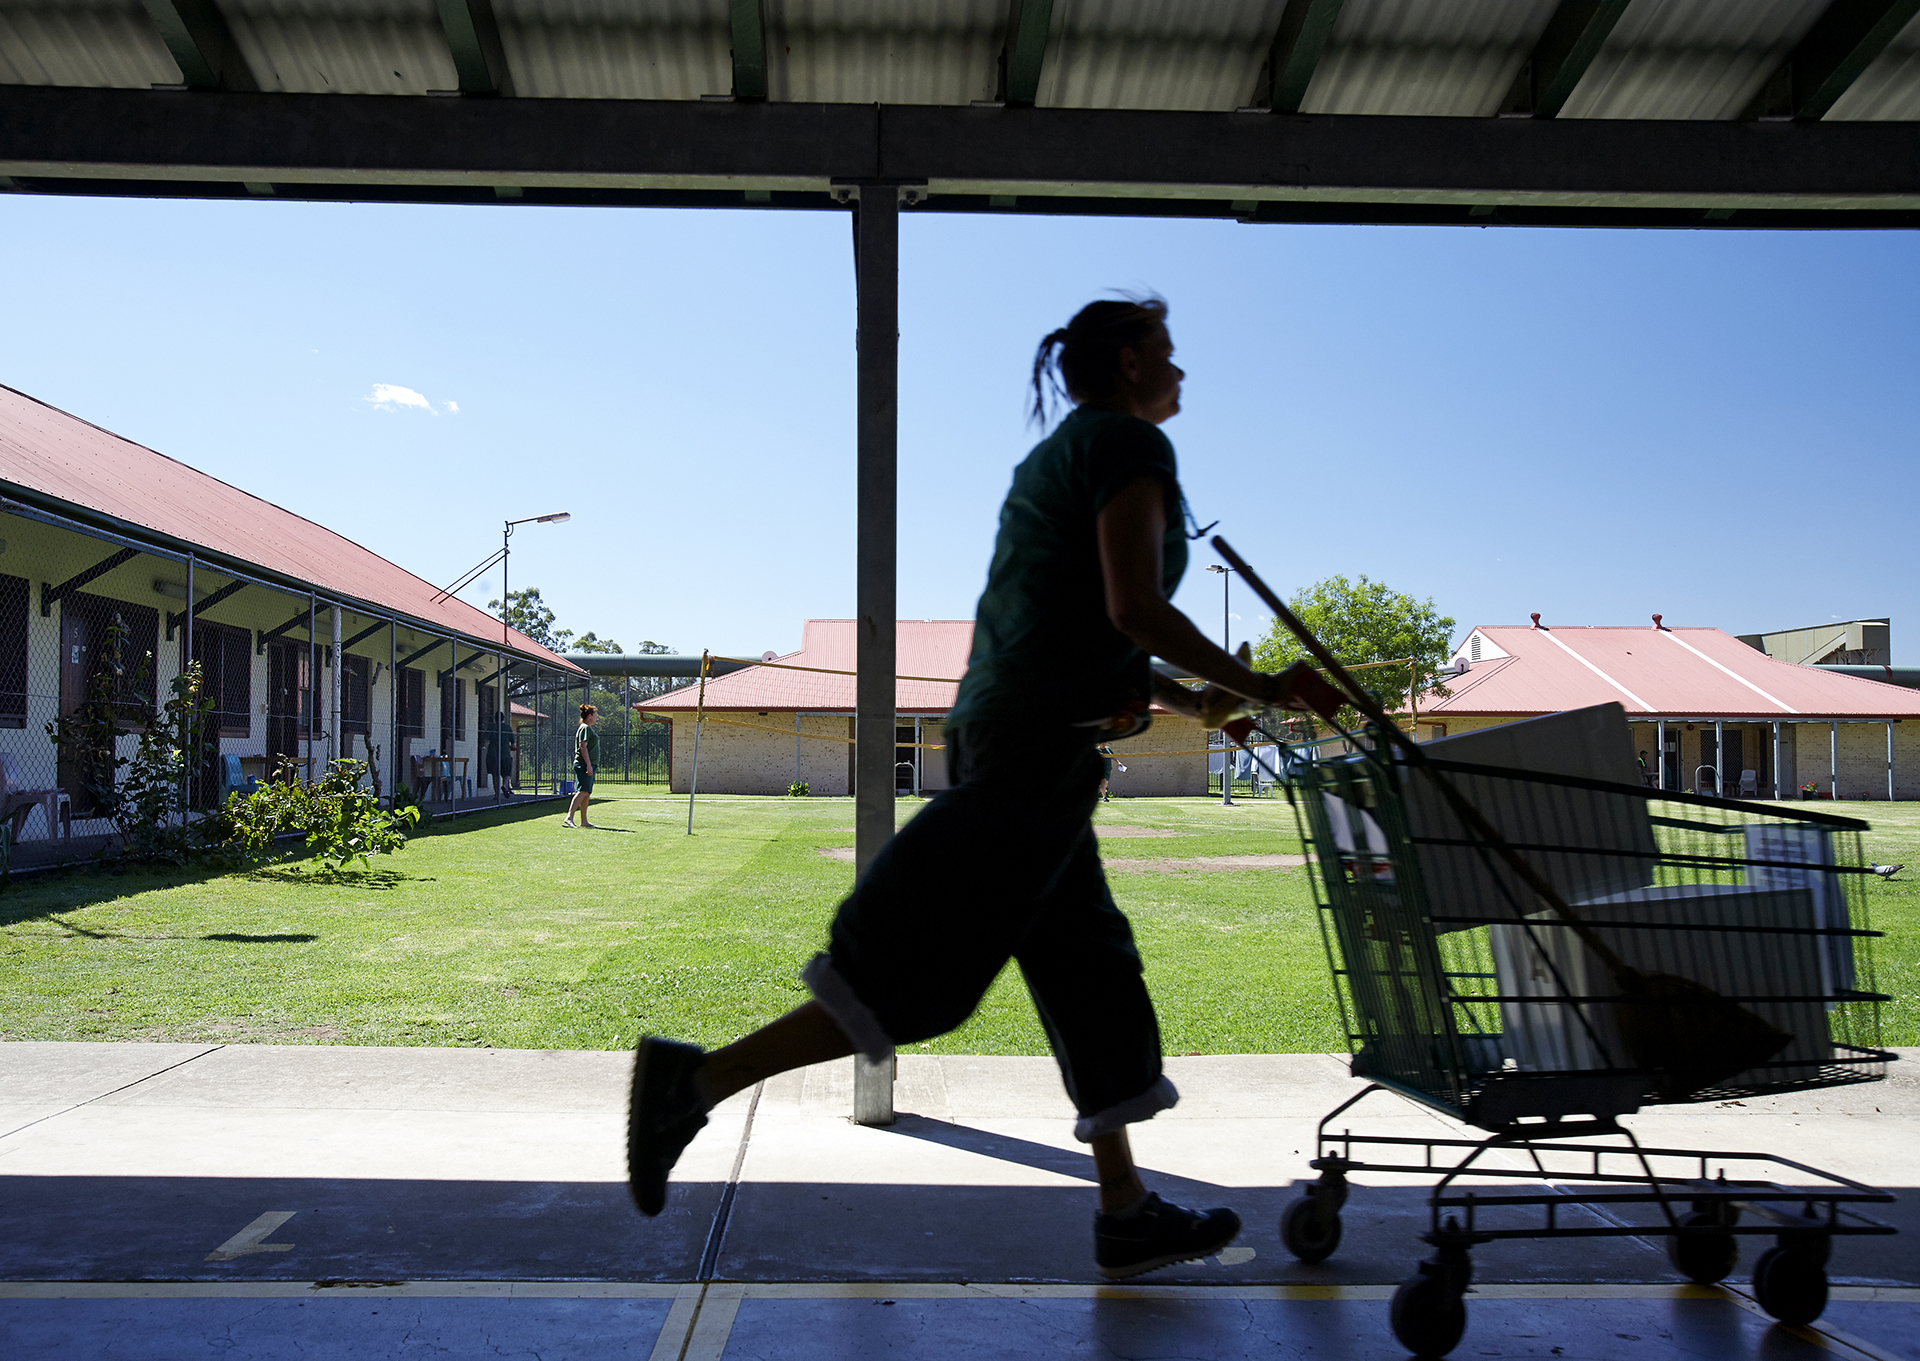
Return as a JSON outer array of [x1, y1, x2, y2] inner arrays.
[[1207, 564, 1234, 806], [501, 512, 573, 649], [430, 513, 572, 799]]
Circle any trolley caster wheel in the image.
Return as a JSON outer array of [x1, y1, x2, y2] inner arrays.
[[1389, 1271, 1467, 1358], [1280, 1196, 1342, 1263], [1667, 1213, 1739, 1284], [1752, 1245, 1828, 1327]]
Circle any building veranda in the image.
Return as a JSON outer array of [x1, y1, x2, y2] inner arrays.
[[0, 383, 586, 867]]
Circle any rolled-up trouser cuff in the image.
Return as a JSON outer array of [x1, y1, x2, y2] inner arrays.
[[1072, 1075, 1179, 1143], [802, 952, 893, 1063]]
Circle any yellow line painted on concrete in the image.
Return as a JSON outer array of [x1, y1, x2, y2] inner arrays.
[[204, 1211, 296, 1262], [646, 1287, 705, 1361], [0, 1282, 689, 1300], [681, 1284, 744, 1361]]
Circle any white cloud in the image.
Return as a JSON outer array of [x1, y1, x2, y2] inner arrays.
[[443, 400, 460, 415], [364, 383, 436, 413]]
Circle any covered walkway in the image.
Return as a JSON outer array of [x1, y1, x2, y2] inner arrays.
[[2, 1042, 1914, 1359]]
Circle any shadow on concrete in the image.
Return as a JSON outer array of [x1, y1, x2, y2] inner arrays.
[[2, 1168, 1910, 1289]]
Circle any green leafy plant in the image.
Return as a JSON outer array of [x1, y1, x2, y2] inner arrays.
[[787, 780, 810, 798], [223, 758, 422, 873], [390, 781, 433, 830]]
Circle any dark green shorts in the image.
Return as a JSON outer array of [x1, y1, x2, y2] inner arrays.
[[573, 766, 594, 793]]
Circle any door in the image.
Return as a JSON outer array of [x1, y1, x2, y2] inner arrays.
[[57, 608, 107, 812]]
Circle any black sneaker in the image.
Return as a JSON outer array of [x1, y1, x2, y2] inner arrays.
[[1094, 1194, 1241, 1280], [627, 1037, 710, 1217]]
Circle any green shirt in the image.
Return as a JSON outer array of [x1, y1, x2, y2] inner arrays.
[[575, 723, 598, 768], [949, 406, 1189, 728]]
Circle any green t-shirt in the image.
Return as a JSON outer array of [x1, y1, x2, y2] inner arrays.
[[949, 406, 1189, 728], [575, 724, 598, 768]]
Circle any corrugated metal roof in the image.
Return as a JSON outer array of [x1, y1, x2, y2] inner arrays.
[[224, 0, 458, 96], [1828, 5, 1920, 121], [5, 0, 1915, 121], [0, 1, 178, 87], [1303, 0, 1555, 117], [1559, 0, 1827, 121], [644, 618, 972, 713], [1425, 624, 1920, 719], [0, 383, 580, 670]]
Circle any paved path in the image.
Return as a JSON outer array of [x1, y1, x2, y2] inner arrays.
[[2, 1043, 1914, 1358]]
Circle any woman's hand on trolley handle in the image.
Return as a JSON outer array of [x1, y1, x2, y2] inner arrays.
[[1096, 475, 1347, 732]]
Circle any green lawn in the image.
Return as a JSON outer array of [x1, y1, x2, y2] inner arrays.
[[0, 793, 1912, 1053]]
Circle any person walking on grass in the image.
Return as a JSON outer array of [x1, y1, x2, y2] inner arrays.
[[564, 703, 598, 828], [627, 296, 1335, 1280]]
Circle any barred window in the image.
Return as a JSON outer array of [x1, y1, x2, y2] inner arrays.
[[398, 666, 424, 740], [342, 654, 371, 734], [0, 573, 26, 728]]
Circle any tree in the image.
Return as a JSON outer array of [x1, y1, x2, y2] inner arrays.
[[572, 632, 623, 654], [488, 586, 572, 652], [1251, 574, 1455, 726]]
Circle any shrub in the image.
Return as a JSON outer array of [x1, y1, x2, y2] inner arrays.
[[787, 780, 810, 797], [222, 758, 421, 872]]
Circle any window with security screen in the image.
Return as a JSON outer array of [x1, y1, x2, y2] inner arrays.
[[342, 654, 371, 734], [0, 573, 26, 729], [398, 666, 424, 741]]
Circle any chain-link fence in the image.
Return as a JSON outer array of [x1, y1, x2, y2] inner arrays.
[[0, 498, 592, 870]]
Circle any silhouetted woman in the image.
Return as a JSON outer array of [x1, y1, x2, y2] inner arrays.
[[628, 297, 1319, 1278]]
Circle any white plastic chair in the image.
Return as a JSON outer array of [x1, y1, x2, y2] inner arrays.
[[1694, 766, 1719, 796], [1739, 770, 1759, 798]]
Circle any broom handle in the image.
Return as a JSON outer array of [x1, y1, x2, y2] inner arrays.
[[1211, 537, 1636, 981]]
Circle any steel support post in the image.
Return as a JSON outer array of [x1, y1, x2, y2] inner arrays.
[[183, 555, 195, 814], [1656, 718, 1666, 790], [1715, 719, 1725, 797], [1831, 720, 1839, 800], [1773, 720, 1782, 800], [853, 185, 900, 1127], [1889, 720, 1895, 801], [331, 604, 344, 771]]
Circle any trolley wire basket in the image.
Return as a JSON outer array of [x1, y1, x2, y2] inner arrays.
[[1204, 533, 1898, 1360], [1274, 715, 1897, 1356]]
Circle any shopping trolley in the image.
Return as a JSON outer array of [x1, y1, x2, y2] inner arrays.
[[1206, 538, 1899, 1361]]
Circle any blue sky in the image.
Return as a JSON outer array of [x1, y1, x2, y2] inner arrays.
[[1, 194, 1914, 662]]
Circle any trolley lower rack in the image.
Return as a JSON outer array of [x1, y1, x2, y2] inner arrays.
[[1279, 1084, 1897, 1358]]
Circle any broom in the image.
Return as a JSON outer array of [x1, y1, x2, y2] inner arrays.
[[1212, 537, 1789, 1101]]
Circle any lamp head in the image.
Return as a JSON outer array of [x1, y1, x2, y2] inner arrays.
[[537, 513, 572, 524]]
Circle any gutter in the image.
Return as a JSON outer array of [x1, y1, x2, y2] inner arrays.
[[1814, 664, 1920, 690]]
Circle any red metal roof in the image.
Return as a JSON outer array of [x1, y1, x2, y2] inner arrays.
[[1425, 624, 1920, 720], [643, 619, 973, 714], [0, 383, 578, 671]]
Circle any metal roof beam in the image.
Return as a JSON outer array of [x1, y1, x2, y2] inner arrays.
[[256, 602, 329, 654], [343, 620, 390, 650], [398, 638, 450, 670], [140, 0, 257, 92], [1265, 0, 1344, 113], [1500, 0, 1631, 118], [166, 577, 246, 640], [434, 0, 515, 97], [1741, 0, 1920, 121], [1001, 0, 1053, 106], [729, 0, 768, 100], [3, 88, 1918, 223], [39, 546, 139, 618]]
